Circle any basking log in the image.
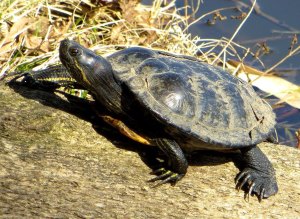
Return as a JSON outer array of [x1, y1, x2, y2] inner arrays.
[[0, 82, 299, 218]]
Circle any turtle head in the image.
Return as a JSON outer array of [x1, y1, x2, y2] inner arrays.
[[59, 39, 113, 91]]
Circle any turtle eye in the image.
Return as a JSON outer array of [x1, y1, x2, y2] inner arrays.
[[69, 47, 80, 57]]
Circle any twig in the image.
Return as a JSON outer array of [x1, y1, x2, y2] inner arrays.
[[266, 45, 300, 73], [183, 6, 237, 33], [212, 0, 257, 65], [296, 129, 300, 149], [233, 0, 296, 31]]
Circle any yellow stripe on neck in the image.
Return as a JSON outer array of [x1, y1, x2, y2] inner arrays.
[[37, 77, 76, 82], [74, 60, 92, 87]]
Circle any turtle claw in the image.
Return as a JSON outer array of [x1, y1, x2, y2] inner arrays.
[[235, 168, 278, 201], [248, 181, 255, 196], [148, 168, 184, 187], [151, 168, 166, 175], [235, 172, 251, 191]]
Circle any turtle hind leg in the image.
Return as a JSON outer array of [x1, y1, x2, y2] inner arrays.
[[148, 138, 188, 186], [6, 65, 80, 90], [235, 145, 278, 201]]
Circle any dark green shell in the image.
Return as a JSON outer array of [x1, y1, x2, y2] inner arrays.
[[107, 47, 276, 147]]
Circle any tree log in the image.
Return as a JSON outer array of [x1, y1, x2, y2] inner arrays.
[[0, 82, 299, 218]]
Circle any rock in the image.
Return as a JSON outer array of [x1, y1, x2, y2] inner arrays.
[[0, 82, 299, 218]]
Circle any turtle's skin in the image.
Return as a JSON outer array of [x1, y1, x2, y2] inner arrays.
[[10, 39, 279, 200]]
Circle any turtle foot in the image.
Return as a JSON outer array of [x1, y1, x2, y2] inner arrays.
[[235, 167, 278, 201], [148, 168, 184, 187]]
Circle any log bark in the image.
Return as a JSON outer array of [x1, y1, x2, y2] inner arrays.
[[0, 82, 299, 218]]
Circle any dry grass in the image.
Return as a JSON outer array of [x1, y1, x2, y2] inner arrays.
[[1, 0, 257, 78], [1, 0, 299, 85]]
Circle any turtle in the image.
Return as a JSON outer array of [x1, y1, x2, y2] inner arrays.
[[8, 39, 279, 200]]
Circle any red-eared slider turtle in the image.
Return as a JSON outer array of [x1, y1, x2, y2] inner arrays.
[[11, 39, 278, 200]]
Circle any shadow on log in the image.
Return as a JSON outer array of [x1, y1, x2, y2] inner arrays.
[[0, 82, 299, 218]]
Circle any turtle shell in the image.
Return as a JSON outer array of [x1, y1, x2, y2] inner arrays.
[[107, 47, 276, 147]]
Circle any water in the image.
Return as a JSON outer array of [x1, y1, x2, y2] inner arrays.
[[142, 0, 300, 146]]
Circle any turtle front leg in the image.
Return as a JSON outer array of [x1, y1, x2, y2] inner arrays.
[[236, 145, 278, 201], [97, 115, 187, 185], [149, 138, 188, 186]]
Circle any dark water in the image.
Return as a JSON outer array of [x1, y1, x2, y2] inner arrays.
[[143, 0, 300, 146]]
